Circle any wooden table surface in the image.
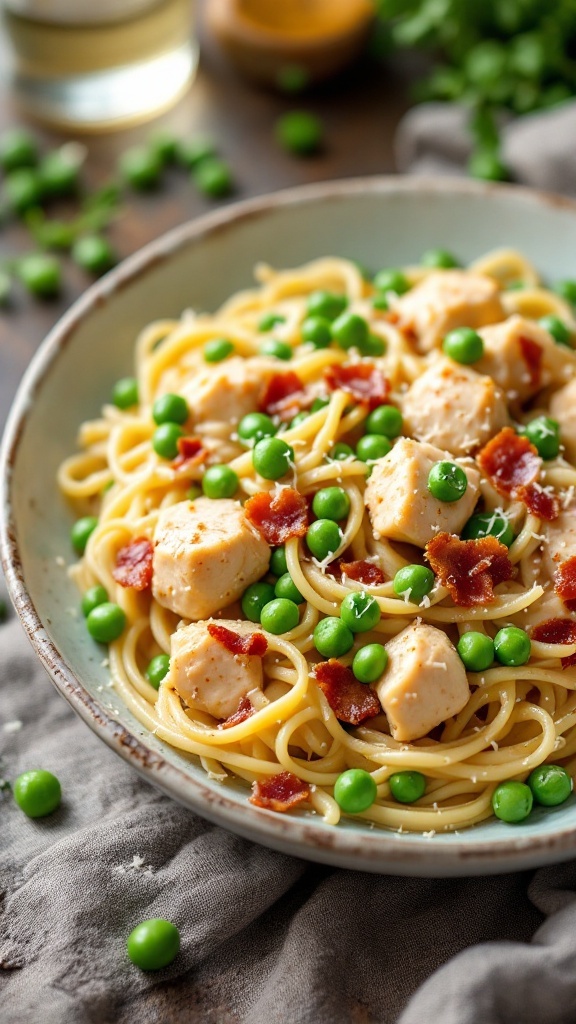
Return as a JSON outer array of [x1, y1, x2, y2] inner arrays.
[[0, 4, 418, 430]]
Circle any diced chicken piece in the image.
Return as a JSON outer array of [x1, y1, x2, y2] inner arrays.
[[402, 358, 508, 456], [550, 377, 576, 464], [374, 622, 470, 742], [168, 619, 263, 720], [364, 438, 480, 548], [391, 270, 504, 353], [477, 315, 573, 405], [152, 498, 270, 620], [511, 588, 575, 633], [181, 356, 277, 425], [541, 504, 576, 579]]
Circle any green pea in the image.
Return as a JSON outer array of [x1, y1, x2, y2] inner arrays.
[[352, 643, 388, 683], [539, 315, 572, 348], [39, 148, 81, 198], [127, 919, 180, 971], [242, 581, 276, 623], [260, 597, 300, 634], [494, 626, 531, 667], [313, 616, 354, 658], [152, 393, 188, 426], [13, 770, 61, 818], [276, 64, 309, 94], [312, 486, 350, 522], [311, 396, 330, 413], [238, 412, 276, 446], [306, 519, 342, 560], [301, 315, 332, 348], [152, 423, 184, 460], [389, 771, 426, 804], [259, 338, 292, 360], [306, 290, 347, 321], [81, 585, 108, 617], [112, 377, 139, 410], [361, 333, 386, 356], [0, 127, 38, 171], [290, 411, 309, 428], [365, 405, 403, 439], [145, 653, 170, 689], [340, 591, 381, 633], [462, 511, 514, 547], [524, 416, 560, 460], [527, 764, 573, 807], [71, 516, 98, 555], [120, 146, 162, 189], [331, 311, 369, 351], [329, 442, 355, 461], [202, 464, 238, 499], [356, 434, 392, 462], [492, 781, 533, 823], [3, 167, 43, 214], [86, 602, 126, 643], [149, 131, 179, 164], [421, 248, 459, 269], [373, 268, 409, 295], [252, 437, 294, 480], [275, 111, 323, 155], [372, 294, 389, 311], [274, 572, 305, 604], [18, 253, 61, 298], [334, 768, 377, 813], [176, 137, 216, 168], [186, 485, 202, 501], [393, 565, 435, 602], [468, 150, 509, 182], [555, 280, 576, 306], [193, 157, 233, 197], [258, 312, 285, 332], [457, 631, 495, 672], [442, 327, 484, 364], [72, 235, 116, 276], [204, 337, 234, 362], [270, 547, 288, 579], [428, 461, 468, 502]]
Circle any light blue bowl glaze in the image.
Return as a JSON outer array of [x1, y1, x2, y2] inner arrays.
[[3, 177, 576, 876]]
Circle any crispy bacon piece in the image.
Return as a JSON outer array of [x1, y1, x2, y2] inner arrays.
[[315, 659, 382, 725], [329, 559, 387, 586], [219, 695, 255, 729], [250, 771, 310, 812], [530, 618, 576, 668], [518, 335, 543, 388], [112, 537, 153, 591], [477, 427, 559, 522], [425, 532, 513, 607], [260, 371, 306, 421], [554, 556, 576, 612], [244, 487, 309, 545], [207, 623, 268, 657], [324, 362, 390, 410], [173, 435, 205, 468]]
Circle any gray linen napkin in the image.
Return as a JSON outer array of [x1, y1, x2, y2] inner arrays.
[[395, 99, 576, 195], [1, 602, 575, 1024]]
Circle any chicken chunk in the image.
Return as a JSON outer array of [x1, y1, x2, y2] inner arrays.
[[477, 315, 573, 406], [152, 498, 270, 620], [364, 438, 480, 548], [181, 356, 276, 425], [402, 358, 508, 456], [168, 619, 263, 720], [374, 622, 470, 742], [392, 270, 504, 353], [550, 377, 576, 464], [542, 504, 576, 580]]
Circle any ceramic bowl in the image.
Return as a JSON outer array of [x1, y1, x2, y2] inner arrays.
[[4, 177, 576, 877]]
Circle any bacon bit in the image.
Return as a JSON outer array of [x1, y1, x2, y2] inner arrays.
[[112, 537, 153, 591], [518, 335, 543, 388], [250, 771, 310, 812], [425, 532, 513, 607], [477, 428, 559, 522], [207, 623, 268, 657], [329, 558, 387, 586], [554, 556, 576, 612], [260, 371, 306, 421], [521, 483, 560, 522], [173, 435, 205, 468], [530, 618, 576, 668], [244, 487, 309, 545], [219, 695, 255, 729], [324, 362, 390, 410], [315, 659, 382, 725]]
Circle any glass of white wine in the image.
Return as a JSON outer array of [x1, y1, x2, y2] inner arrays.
[[1, 0, 198, 130]]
